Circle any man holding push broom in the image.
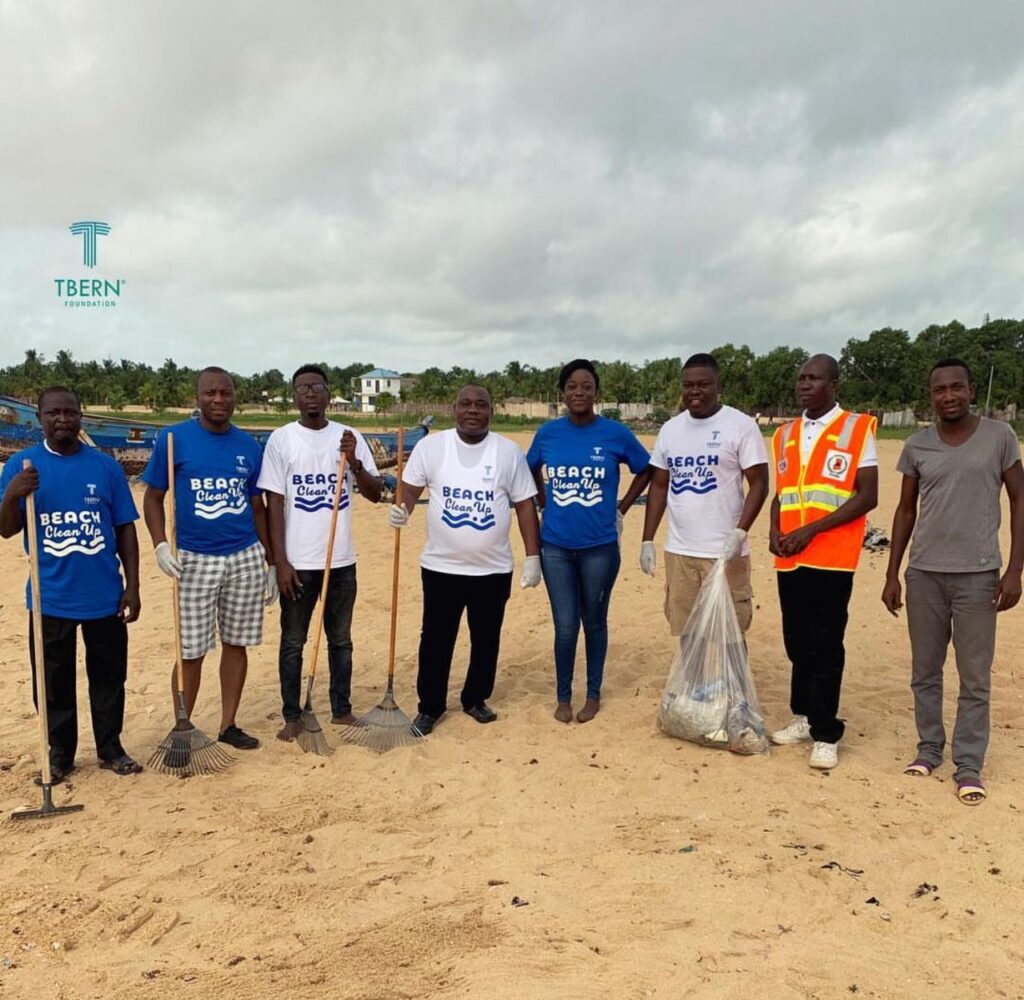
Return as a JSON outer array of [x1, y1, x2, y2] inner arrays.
[[258, 364, 382, 742], [142, 367, 275, 753]]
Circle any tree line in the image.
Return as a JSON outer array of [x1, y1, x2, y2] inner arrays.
[[2, 318, 1021, 416]]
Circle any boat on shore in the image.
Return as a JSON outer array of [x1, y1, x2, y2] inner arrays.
[[0, 396, 430, 478]]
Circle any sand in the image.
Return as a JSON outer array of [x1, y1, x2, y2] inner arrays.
[[2, 435, 1023, 1000]]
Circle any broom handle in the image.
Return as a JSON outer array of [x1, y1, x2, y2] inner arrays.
[[307, 450, 348, 682], [167, 433, 187, 700], [24, 460, 52, 788], [386, 428, 405, 687]]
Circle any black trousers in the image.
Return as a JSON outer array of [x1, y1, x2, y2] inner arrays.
[[28, 612, 129, 768], [777, 568, 855, 744], [417, 568, 513, 718]]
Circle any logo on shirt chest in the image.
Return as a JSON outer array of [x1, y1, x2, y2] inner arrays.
[[84, 482, 100, 505], [822, 449, 851, 481], [707, 430, 722, 449], [235, 454, 250, 475]]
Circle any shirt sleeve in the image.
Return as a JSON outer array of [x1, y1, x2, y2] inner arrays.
[[141, 429, 169, 489], [858, 428, 879, 469], [621, 427, 650, 474], [109, 463, 140, 525], [895, 440, 917, 478], [508, 448, 538, 503], [736, 419, 769, 470], [525, 428, 545, 471], [649, 427, 669, 470], [256, 432, 287, 495], [353, 430, 380, 477], [402, 436, 430, 488], [248, 439, 264, 498], [1000, 424, 1022, 471]]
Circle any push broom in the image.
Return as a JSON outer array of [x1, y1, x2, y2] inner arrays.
[[292, 451, 348, 756], [344, 428, 424, 752], [11, 460, 85, 821], [149, 432, 234, 776]]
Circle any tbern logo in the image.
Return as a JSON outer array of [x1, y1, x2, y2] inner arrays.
[[55, 219, 125, 309], [69, 221, 111, 268]]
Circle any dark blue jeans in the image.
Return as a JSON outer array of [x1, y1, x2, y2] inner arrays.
[[541, 541, 621, 703], [279, 565, 357, 720]]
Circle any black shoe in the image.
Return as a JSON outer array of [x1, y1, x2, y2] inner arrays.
[[218, 725, 260, 750], [34, 761, 74, 786], [463, 702, 497, 724], [412, 712, 437, 735]]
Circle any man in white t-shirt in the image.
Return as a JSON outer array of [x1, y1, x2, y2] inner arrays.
[[258, 365, 382, 741], [390, 384, 541, 734], [640, 353, 769, 634]]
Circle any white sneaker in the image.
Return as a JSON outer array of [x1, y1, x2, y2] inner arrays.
[[809, 741, 839, 769], [770, 715, 811, 746]]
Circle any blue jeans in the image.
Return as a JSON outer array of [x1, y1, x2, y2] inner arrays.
[[279, 565, 357, 720], [541, 541, 621, 703]]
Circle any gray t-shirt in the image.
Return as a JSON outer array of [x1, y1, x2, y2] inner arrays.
[[897, 418, 1021, 572]]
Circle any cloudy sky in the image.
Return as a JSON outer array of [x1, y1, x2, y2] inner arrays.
[[2, 0, 1022, 375]]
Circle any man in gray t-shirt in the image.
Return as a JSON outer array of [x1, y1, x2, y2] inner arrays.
[[882, 359, 1023, 805]]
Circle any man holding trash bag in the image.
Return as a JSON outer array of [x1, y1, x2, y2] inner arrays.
[[640, 353, 769, 633], [769, 354, 878, 770], [0, 386, 142, 781]]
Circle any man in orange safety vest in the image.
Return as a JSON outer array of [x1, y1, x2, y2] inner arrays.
[[768, 354, 878, 770]]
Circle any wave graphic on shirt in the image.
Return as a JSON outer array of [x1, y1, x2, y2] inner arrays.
[[293, 495, 350, 514], [441, 510, 497, 531], [42, 535, 106, 558], [552, 487, 603, 507], [671, 477, 718, 495], [194, 498, 249, 520]]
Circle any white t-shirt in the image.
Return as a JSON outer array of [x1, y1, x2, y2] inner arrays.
[[257, 421, 380, 570], [650, 405, 768, 558], [403, 429, 536, 576], [799, 403, 878, 467]]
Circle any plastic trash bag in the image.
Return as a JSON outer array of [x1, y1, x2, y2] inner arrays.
[[657, 557, 769, 754]]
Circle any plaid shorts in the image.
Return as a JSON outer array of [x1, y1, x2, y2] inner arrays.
[[178, 542, 265, 658]]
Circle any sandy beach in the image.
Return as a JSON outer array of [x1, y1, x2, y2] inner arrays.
[[2, 434, 1023, 1000]]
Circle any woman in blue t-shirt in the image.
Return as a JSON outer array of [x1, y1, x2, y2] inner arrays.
[[526, 360, 651, 723]]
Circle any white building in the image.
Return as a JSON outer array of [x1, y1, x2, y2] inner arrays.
[[353, 368, 403, 413]]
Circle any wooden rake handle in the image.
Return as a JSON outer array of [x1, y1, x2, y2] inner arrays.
[[387, 428, 405, 685], [23, 460, 52, 787], [167, 433, 187, 698], [306, 450, 348, 681]]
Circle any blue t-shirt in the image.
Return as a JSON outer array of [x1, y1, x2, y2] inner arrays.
[[526, 415, 650, 549], [142, 420, 263, 556], [0, 444, 139, 619]]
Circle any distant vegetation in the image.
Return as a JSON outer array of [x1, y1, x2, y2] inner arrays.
[[3, 318, 1022, 416]]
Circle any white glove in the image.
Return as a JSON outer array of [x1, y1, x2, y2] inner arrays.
[[616, 510, 624, 539], [722, 527, 747, 561], [389, 503, 410, 528], [154, 541, 183, 580], [520, 555, 542, 589], [639, 541, 657, 577], [264, 565, 279, 605]]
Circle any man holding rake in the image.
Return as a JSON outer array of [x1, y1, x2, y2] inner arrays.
[[142, 367, 274, 751], [258, 364, 382, 741]]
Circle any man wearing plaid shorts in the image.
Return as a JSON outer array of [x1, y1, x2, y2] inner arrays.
[[142, 367, 277, 750]]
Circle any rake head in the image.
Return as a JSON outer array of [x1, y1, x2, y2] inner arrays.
[[149, 718, 235, 777], [10, 782, 85, 822], [342, 688, 425, 753], [296, 705, 334, 756]]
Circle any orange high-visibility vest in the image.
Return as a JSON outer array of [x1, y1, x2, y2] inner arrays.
[[772, 410, 876, 572]]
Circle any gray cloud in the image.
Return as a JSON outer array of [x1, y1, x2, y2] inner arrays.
[[2, 0, 1022, 374]]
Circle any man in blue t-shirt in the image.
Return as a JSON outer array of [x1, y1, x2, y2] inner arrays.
[[142, 367, 275, 751], [0, 387, 142, 782]]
